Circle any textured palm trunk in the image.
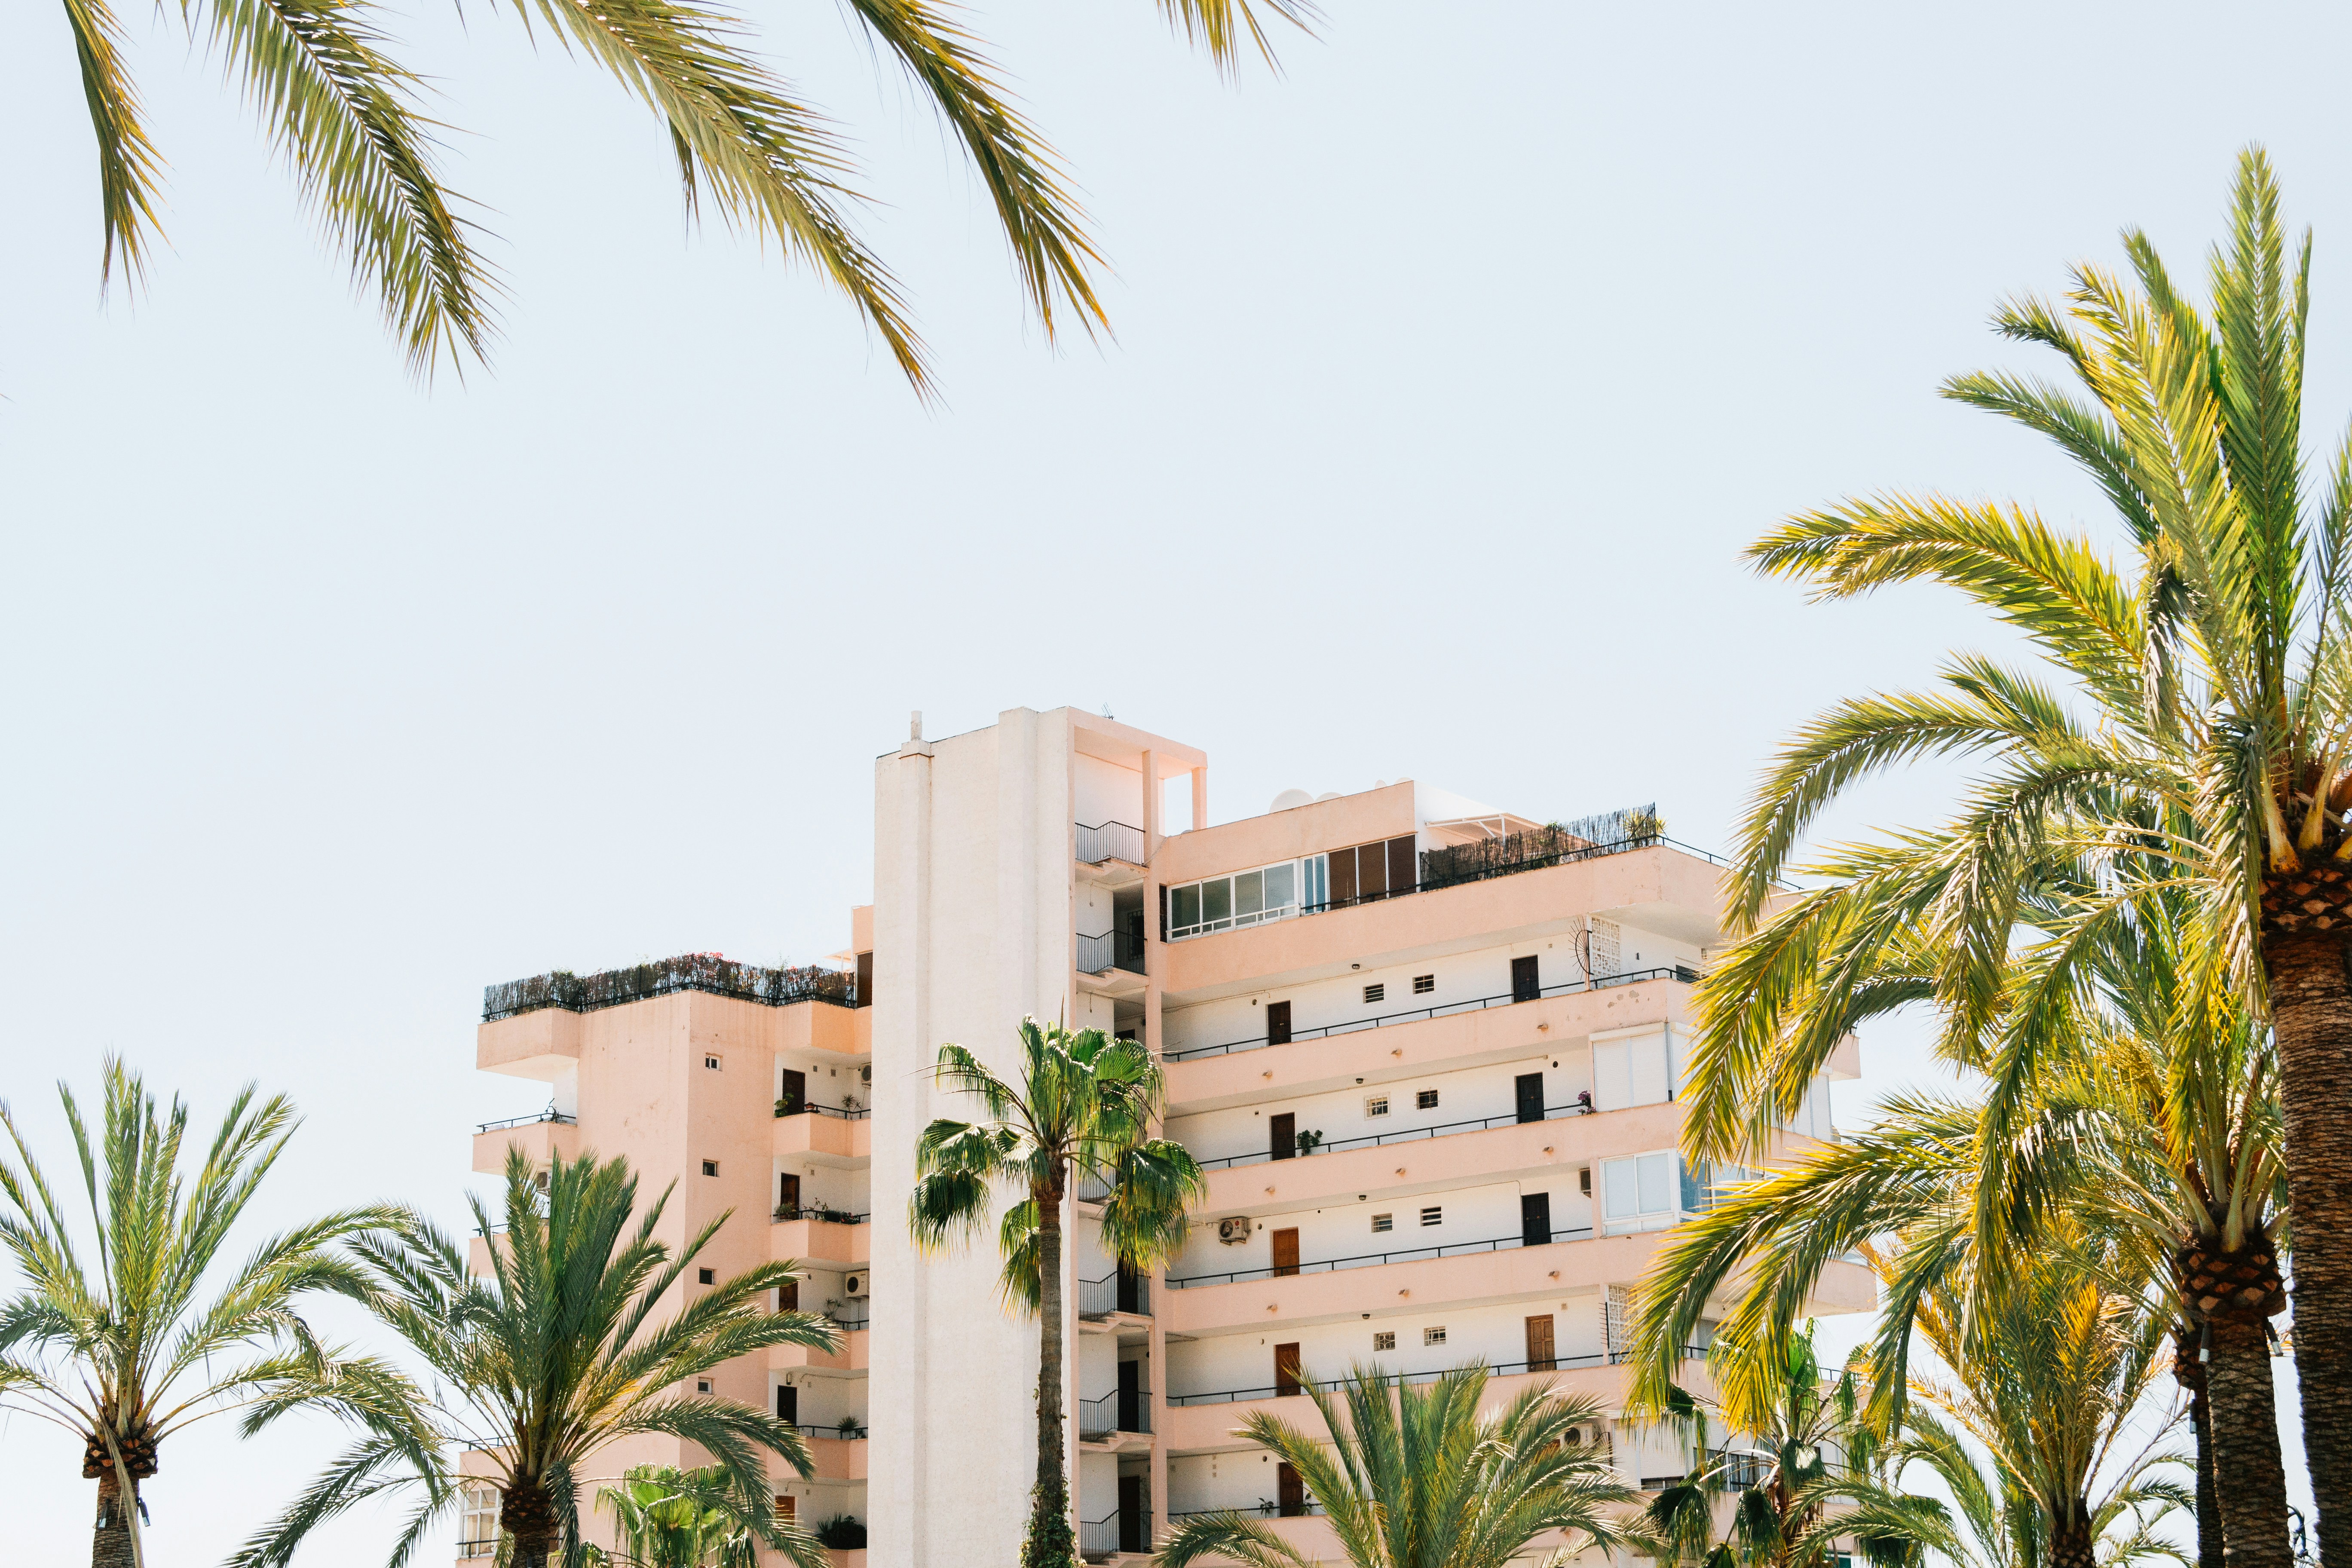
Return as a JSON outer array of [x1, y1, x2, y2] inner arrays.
[[2048, 1503, 2098, 1568], [2204, 1314, 2294, 1567], [2175, 1335, 2222, 1568], [2262, 932, 2352, 1553], [504, 1485, 558, 1568], [1025, 1171, 1075, 1568], [91, 1471, 137, 1568]]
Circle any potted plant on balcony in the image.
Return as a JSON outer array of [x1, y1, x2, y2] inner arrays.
[[1295, 1129, 1324, 1157]]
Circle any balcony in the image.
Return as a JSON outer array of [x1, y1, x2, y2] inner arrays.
[[1167, 1227, 1593, 1292], [1078, 1386, 1152, 1449], [1077, 821, 1148, 873], [1077, 930, 1148, 998], [774, 1107, 872, 1162], [770, 1327, 870, 1374], [795, 1427, 869, 1482], [470, 1111, 578, 1174], [1079, 1271, 1150, 1320], [483, 954, 861, 1023], [772, 1209, 872, 1267], [1080, 1507, 1153, 1562]]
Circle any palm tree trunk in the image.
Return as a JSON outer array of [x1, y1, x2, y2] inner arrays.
[[2048, 1503, 2098, 1568], [91, 1471, 136, 1568], [2202, 1314, 2294, 1567], [504, 1485, 558, 1568], [1025, 1173, 1075, 1568], [2175, 1333, 2222, 1568], [2263, 932, 2352, 1553]]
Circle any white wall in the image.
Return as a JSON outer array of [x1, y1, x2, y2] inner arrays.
[[1074, 752, 1144, 833], [1163, 1293, 1614, 1401], [1170, 1177, 1542, 1283], [1170, 1054, 1570, 1167]]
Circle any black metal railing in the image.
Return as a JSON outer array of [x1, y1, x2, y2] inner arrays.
[[1079, 1271, 1150, 1318], [1167, 1499, 1325, 1522], [458, 1538, 499, 1559], [772, 1206, 871, 1225], [791, 1421, 870, 1442], [1164, 966, 1697, 1062], [823, 1309, 870, 1332], [1167, 1227, 1595, 1290], [1078, 1387, 1152, 1439], [1077, 930, 1148, 976], [1711, 1448, 1773, 1488], [1076, 821, 1148, 866], [1166, 1347, 1709, 1406], [1080, 1507, 1153, 1559], [1196, 1102, 1597, 1171], [475, 1110, 578, 1134], [775, 1100, 871, 1120], [484, 955, 859, 1023]]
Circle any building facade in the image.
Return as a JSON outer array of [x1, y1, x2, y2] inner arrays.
[[467, 705, 1871, 1568]]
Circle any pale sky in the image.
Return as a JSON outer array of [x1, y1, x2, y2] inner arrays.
[[2, 0, 2340, 1557]]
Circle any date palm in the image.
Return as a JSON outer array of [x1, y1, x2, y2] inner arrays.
[[584, 1463, 812, 1568], [55, 0, 1314, 383], [1156, 1363, 1638, 1568], [908, 1017, 1206, 1568], [1678, 144, 2352, 1546], [0, 1060, 413, 1568], [231, 1147, 837, 1568]]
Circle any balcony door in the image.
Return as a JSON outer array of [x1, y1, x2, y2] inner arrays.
[[1118, 1359, 1142, 1433], [778, 1174, 801, 1216], [1118, 1475, 1146, 1553], [1512, 954, 1540, 1003], [1270, 1112, 1296, 1161], [779, 1068, 806, 1115], [1266, 1001, 1292, 1045], [1520, 1192, 1552, 1248], [1515, 1072, 1545, 1123], [1274, 1342, 1302, 1397], [1525, 1314, 1556, 1372], [1271, 1227, 1300, 1277], [775, 1384, 797, 1424], [1277, 1462, 1306, 1516]]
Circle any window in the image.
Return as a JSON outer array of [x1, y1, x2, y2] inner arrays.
[[701, 1160, 719, 1177], [1412, 974, 1434, 995], [1423, 1326, 1447, 1346], [1420, 1205, 1442, 1227], [1371, 1213, 1393, 1233], [704, 1054, 723, 1071], [460, 1488, 499, 1557], [1416, 1089, 1439, 1110], [1363, 983, 1385, 1004], [1601, 1152, 1681, 1234], [698, 1268, 715, 1285], [776, 1495, 796, 1523], [1372, 1331, 1396, 1351], [1591, 1023, 1679, 1111], [1365, 1096, 1390, 1118], [695, 1379, 713, 1395], [1168, 858, 1314, 939]]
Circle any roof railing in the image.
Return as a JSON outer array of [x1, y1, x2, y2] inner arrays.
[[484, 954, 858, 1023]]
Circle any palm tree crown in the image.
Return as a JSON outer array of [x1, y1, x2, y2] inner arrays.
[[233, 1147, 837, 1568]]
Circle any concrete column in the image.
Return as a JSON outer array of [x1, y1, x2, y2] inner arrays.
[[1148, 1298, 1169, 1550], [1141, 748, 1161, 863], [1190, 766, 1208, 832]]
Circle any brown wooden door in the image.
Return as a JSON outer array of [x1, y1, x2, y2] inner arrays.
[[1277, 1461, 1305, 1515], [1267, 1000, 1292, 1044], [778, 1277, 799, 1311], [1118, 1474, 1146, 1552], [1358, 840, 1388, 902], [777, 1174, 801, 1216], [1274, 1343, 1302, 1396], [1525, 1314, 1556, 1372], [776, 1384, 798, 1424], [1387, 836, 1417, 895], [1512, 954, 1540, 1003], [775, 1494, 795, 1523], [1271, 1228, 1300, 1277], [779, 1069, 807, 1114], [1329, 845, 1357, 907], [1270, 1112, 1296, 1161]]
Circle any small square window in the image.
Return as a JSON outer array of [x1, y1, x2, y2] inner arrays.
[[704, 1054, 723, 1071], [1423, 1326, 1447, 1346], [1363, 983, 1385, 1004], [1420, 1205, 1442, 1227], [1372, 1331, 1396, 1351], [1365, 1096, 1390, 1118], [1416, 1089, 1439, 1110], [698, 1268, 715, 1285], [695, 1379, 714, 1394], [1371, 1213, 1393, 1233], [1412, 974, 1434, 995], [701, 1160, 719, 1177]]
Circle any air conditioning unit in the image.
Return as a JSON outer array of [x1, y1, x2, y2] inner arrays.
[[1216, 1216, 1253, 1246], [860, 1066, 872, 1083], [843, 1272, 869, 1298]]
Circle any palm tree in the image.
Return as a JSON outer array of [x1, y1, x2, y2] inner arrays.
[[1646, 1325, 1954, 1568], [1674, 145, 2352, 1544], [1155, 1363, 1639, 1568], [585, 1463, 811, 1568], [230, 1148, 836, 1568], [0, 1060, 412, 1568], [907, 1017, 1206, 1568], [1896, 1409, 2189, 1568], [52, 0, 1314, 383]]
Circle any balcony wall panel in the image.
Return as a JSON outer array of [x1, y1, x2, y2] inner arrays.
[[470, 1119, 579, 1176], [774, 1115, 869, 1161], [773, 1219, 872, 1268]]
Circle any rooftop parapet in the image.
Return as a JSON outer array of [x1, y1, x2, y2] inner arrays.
[[482, 953, 859, 1023]]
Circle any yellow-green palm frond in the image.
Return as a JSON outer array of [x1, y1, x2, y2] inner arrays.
[[1152, 0, 1320, 78], [200, 0, 496, 375], [61, 0, 168, 288]]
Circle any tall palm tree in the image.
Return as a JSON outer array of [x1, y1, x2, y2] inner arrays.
[[1895, 1407, 2190, 1568], [1674, 145, 2352, 1545], [0, 1060, 411, 1568], [1155, 1363, 1640, 1568], [230, 1148, 836, 1568], [585, 1463, 808, 1568], [907, 1017, 1206, 1568], [1646, 1325, 1955, 1568], [52, 0, 1314, 382]]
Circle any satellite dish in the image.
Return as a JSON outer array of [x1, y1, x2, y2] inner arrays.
[[1270, 788, 1313, 813], [1315, 792, 1342, 802]]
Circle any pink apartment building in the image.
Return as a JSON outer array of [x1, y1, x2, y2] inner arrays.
[[467, 706, 1872, 1568]]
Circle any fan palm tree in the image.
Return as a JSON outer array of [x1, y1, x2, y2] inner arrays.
[[1646, 1324, 1956, 1568], [230, 1147, 837, 1568], [1674, 145, 2352, 1544], [53, 0, 1315, 383], [584, 1463, 810, 1568], [1155, 1363, 1641, 1568], [0, 1060, 414, 1568], [907, 1017, 1207, 1568]]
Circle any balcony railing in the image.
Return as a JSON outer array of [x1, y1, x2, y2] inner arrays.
[[773, 1206, 871, 1225], [1077, 930, 1147, 976], [475, 1110, 578, 1134], [1076, 821, 1148, 866], [1080, 1507, 1153, 1560], [1079, 1271, 1150, 1318], [458, 1538, 499, 1559], [1195, 1101, 1598, 1171], [775, 1100, 871, 1120], [1164, 966, 1698, 1062], [484, 954, 859, 1023], [823, 1308, 870, 1332], [1165, 1348, 1710, 1406], [1168, 1500, 1324, 1522], [790, 1421, 870, 1442], [1167, 1227, 1596, 1290], [1078, 1387, 1152, 1439]]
